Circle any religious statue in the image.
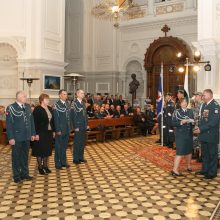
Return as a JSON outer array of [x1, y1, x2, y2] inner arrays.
[[129, 73, 140, 106]]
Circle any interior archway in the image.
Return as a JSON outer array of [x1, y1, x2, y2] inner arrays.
[[0, 43, 18, 105], [144, 36, 195, 102]]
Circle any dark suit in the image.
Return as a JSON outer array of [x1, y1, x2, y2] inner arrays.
[[122, 107, 133, 116], [32, 106, 54, 157], [6, 102, 36, 181], [53, 100, 71, 168], [71, 99, 88, 162], [163, 100, 175, 147], [198, 100, 220, 178]]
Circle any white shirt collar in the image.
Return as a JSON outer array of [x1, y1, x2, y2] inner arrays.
[[16, 101, 24, 108], [77, 98, 82, 104], [206, 98, 213, 106], [60, 99, 65, 105]]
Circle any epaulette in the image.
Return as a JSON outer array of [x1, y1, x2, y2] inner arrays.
[[214, 101, 219, 106]]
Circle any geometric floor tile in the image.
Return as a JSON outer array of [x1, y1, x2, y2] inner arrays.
[[0, 136, 219, 220]]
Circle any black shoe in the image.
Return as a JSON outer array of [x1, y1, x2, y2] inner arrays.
[[38, 167, 46, 175], [43, 167, 51, 174], [187, 168, 192, 172], [171, 171, 183, 177], [55, 166, 62, 170], [21, 176, 34, 181], [195, 171, 206, 176], [62, 164, 70, 168], [73, 160, 80, 164], [14, 178, 21, 183], [80, 159, 87, 163], [204, 175, 217, 180]]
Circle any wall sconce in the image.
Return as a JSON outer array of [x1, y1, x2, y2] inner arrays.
[[204, 61, 211, 71], [193, 65, 200, 72], [194, 51, 201, 62], [178, 66, 185, 73]]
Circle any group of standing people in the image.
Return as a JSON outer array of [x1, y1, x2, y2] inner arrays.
[[171, 89, 220, 180], [6, 89, 88, 183]]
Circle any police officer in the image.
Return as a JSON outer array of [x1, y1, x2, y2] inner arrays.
[[71, 89, 88, 164], [175, 90, 185, 109], [53, 89, 71, 169], [6, 91, 37, 183], [194, 89, 220, 179], [164, 92, 175, 148]]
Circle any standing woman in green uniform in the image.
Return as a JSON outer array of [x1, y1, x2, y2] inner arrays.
[[171, 99, 194, 176]]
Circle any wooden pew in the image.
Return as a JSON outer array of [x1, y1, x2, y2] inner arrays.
[[87, 117, 135, 142], [0, 120, 8, 145]]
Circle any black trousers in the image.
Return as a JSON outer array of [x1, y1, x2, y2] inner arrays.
[[73, 131, 86, 162], [201, 142, 218, 177], [12, 141, 30, 180]]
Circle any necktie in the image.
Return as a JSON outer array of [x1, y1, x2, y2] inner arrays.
[[21, 104, 25, 112]]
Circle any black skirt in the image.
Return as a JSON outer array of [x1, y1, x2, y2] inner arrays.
[[32, 130, 53, 157]]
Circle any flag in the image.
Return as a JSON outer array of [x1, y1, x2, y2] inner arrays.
[[184, 60, 190, 106], [156, 63, 163, 115]]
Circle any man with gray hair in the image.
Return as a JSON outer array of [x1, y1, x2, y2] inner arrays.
[[194, 89, 220, 179], [6, 91, 37, 183]]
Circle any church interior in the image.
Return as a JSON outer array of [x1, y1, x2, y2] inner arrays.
[[0, 0, 220, 219]]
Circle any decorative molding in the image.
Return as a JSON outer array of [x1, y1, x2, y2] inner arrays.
[[95, 56, 112, 66], [156, 2, 184, 15], [44, 38, 61, 53], [95, 82, 110, 93]]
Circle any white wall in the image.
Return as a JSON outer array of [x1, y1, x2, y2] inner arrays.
[[0, 0, 66, 105]]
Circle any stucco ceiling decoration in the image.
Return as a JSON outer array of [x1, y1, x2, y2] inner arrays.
[[91, 0, 146, 28]]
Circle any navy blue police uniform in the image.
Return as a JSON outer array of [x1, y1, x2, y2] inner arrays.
[[70, 99, 88, 163], [53, 100, 71, 169], [198, 99, 220, 179], [172, 108, 194, 155], [6, 102, 36, 182]]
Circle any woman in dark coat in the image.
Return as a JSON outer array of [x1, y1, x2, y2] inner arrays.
[[171, 99, 194, 176], [32, 93, 55, 175]]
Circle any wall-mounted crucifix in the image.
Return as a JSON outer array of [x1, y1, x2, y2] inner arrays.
[[161, 24, 170, 37]]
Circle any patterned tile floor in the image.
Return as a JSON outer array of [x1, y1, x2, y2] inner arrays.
[[0, 136, 220, 220]]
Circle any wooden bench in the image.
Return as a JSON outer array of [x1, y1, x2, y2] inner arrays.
[[0, 120, 8, 145], [87, 117, 135, 142]]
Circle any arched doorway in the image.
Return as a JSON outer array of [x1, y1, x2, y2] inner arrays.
[[144, 36, 195, 102], [0, 43, 18, 105]]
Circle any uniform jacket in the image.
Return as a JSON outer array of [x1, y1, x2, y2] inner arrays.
[[53, 100, 71, 135], [6, 102, 36, 142], [70, 99, 88, 131], [198, 99, 220, 143], [172, 108, 194, 135]]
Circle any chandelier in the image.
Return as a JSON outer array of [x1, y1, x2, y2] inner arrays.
[[91, 0, 146, 28]]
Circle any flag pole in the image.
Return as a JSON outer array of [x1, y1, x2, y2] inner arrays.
[[161, 62, 164, 146]]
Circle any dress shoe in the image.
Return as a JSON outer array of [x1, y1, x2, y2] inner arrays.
[[38, 167, 46, 175], [21, 176, 33, 181], [62, 164, 70, 168], [43, 167, 52, 173], [195, 171, 206, 176], [80, 159, 87, 163], [171, 171, 183, 177], [55, 166, 62, 170], [187, 168, 192, 172], [14, 178, 21, 183], [73, 160, 80, 164], [204, 175, 217, 180]]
